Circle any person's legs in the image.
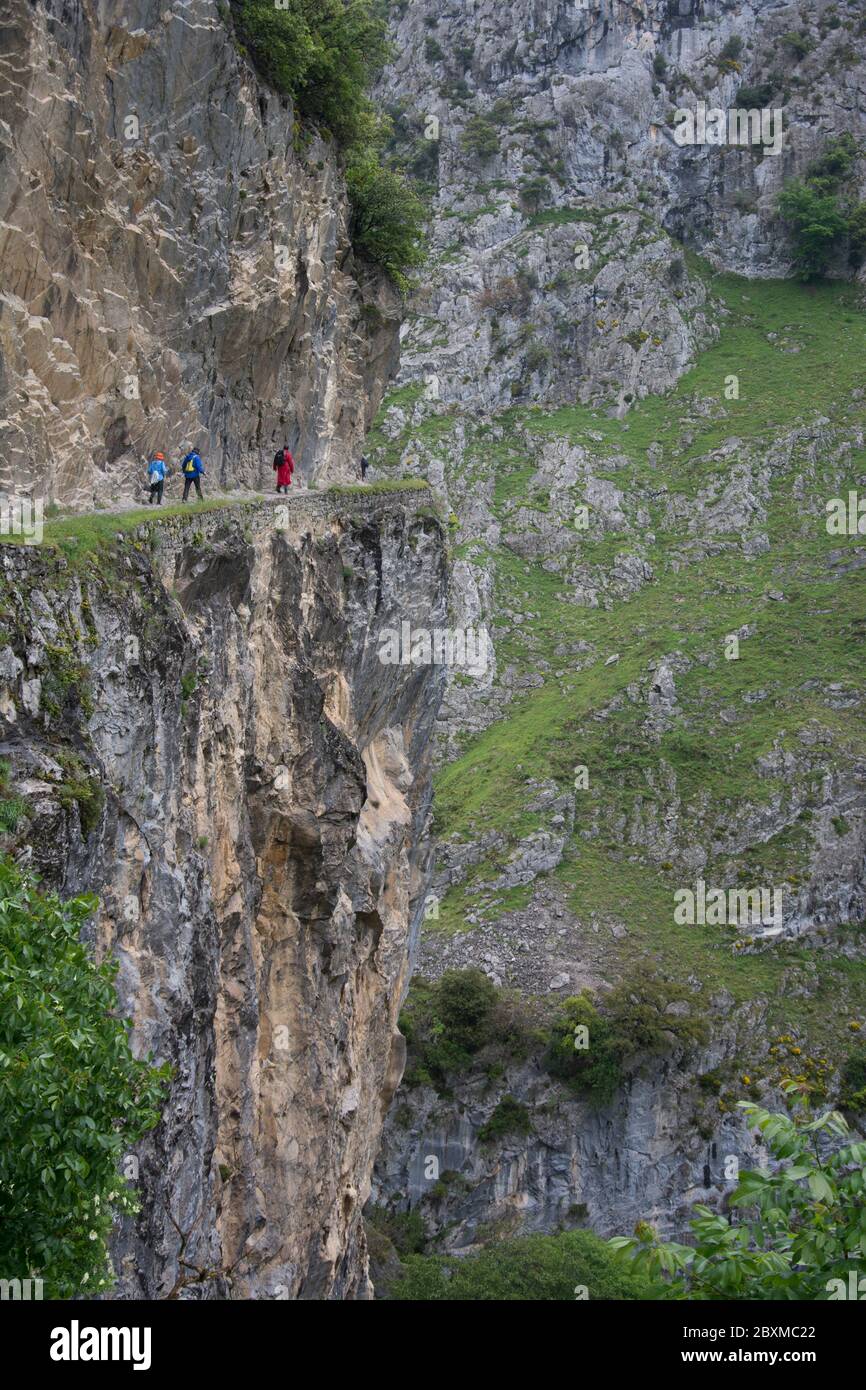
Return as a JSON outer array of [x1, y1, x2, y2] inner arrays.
[[157, 479, 164, 505], [183, 477, 191, 501], [194, 476, 203, 499]]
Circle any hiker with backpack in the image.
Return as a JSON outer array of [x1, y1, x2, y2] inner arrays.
[[181, 447, 205, 501], [147, 452, 167, 505], [273, 445, 294, 494]]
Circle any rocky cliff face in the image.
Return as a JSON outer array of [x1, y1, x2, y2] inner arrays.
[[0, 0, 398, 507], [369, 0, 866, 1259], [376, 0, 865, 415], [0, 489, 447, 1297]]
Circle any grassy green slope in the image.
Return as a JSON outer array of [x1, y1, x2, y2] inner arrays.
[[371, 264, 866, 1071]]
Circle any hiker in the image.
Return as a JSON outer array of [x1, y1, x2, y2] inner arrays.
[[147, 452, 167, 505], [272, 444, 294, 494], [181, 447, 205, 501], [360, 454, 369, 482]]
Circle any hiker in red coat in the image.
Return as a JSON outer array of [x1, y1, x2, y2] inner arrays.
[[273, 445, 294, 493]]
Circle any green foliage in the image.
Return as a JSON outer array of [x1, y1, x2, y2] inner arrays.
[[0, 858, 169, 1298], [544, 976, 709, 1106], [229, 0, 388, 146], [839, 1048, 866, 1113], [345, 145, 427, 290], [736, 81, 775, 108], [478, 1094, 532, 1143], [389, 1229, 656, 1300], [400, 969, 503, 1088], [848, 203, 866, 262], [519, 176, 550, 214], [719, 35, 744, 61], [718, 35, 744, 72], [460, 115, 499, 160], [228, 1, 426, 286], [610, 1095, 866, 1299], [781, 30, 812, 59], [776, 135, 862, 279], [0, 797, 26, 834], [0, 759, 27, 834], [776, 180, 849, 280], [365, 1203, 426, 1256], [807, 134, 859, 190], [55, 752, 105, 837]]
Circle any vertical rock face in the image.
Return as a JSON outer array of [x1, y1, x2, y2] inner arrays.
[[0, 0, 399, 505], [0, 491, 447, 1297]]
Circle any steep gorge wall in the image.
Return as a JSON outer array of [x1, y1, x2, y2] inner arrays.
[[0, 0, 399, 506], [368, 0, 866, 1257], [0, 489, 447, 1297]]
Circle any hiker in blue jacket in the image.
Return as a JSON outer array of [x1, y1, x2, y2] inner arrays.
[[181, 447, 205, 502], [147, 452, 167, 505]]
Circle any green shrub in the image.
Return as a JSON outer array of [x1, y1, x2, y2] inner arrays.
[[478, 1094, 532, 1143], [229, 0, 388, 146], [0, 857, 169, 1298], [519, 176, 550, 214], [460, 115, 499, 160], [781, 31, 812, 60], [389, 1229, 656, 1300], [736, 81, 775, 108], [776, 135, 864, 279], [776, 179, 849, 279], [0, 759, 27, 834], [0, 796, 27, 834], [840, 1048, 866, 1113], [848, 203, 866, 262], [55, 752, 105, 837], [365, 1203, 426, 1256], [524, 339, 552, 374], [229, 1, 427, 285], [400, 969, 499, 1088], [544, 976, 708, 1106], [717, 35, 744, 72], [345, 146, 427, 290], [806, 134, 859, 190]]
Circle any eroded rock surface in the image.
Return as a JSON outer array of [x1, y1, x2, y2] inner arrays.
[[0, 489, 446, 1298]]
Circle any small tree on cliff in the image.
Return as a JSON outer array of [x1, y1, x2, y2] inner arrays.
[[0, 857, 169, 1298]]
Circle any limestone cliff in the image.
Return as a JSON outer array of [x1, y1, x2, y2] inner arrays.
[[0, 0, 399, 506], [0, 488, 447, 1297], [369, 0, 866, 1260]]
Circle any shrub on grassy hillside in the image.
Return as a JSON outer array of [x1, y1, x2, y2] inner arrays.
[[776, 181, 850, 279]]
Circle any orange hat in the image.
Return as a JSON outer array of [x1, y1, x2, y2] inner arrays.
[[154, 452, 165, 460]]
